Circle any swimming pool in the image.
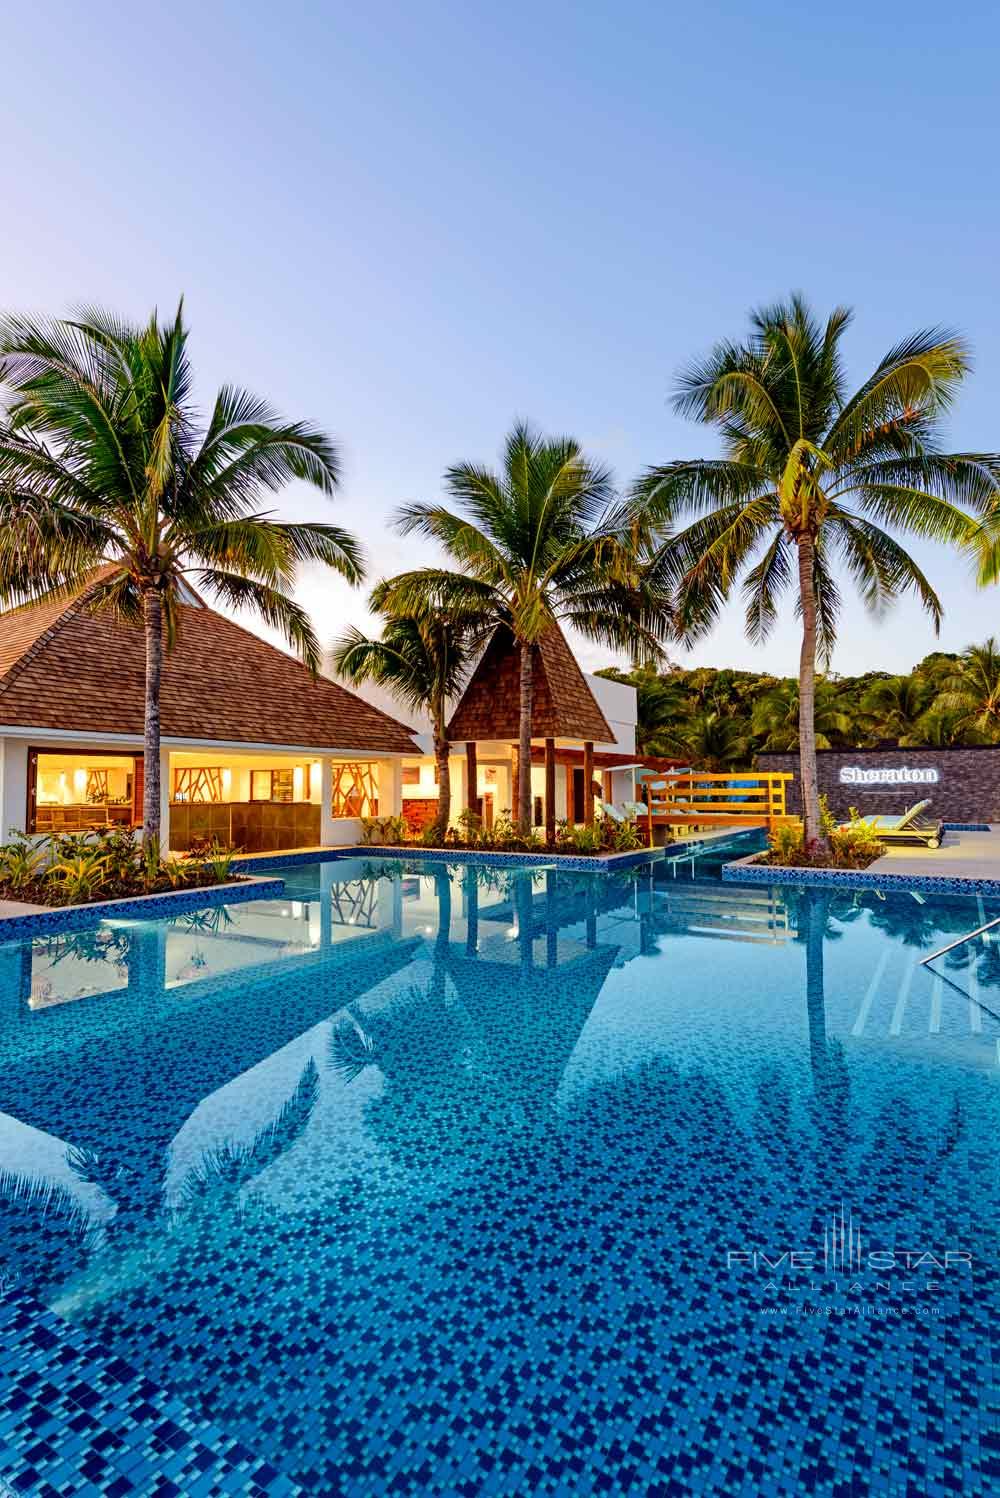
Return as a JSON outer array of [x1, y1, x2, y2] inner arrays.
[[0, 852, 997, 1496]]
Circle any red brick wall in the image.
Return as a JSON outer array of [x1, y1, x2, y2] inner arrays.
[[402, 798, 439, 831]]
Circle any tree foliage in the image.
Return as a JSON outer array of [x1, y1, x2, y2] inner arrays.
[[598, 639, 1000, 767]]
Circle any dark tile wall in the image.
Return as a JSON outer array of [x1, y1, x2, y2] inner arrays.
[[756, 748, 1000, 823], [169, 801, 322, 852]]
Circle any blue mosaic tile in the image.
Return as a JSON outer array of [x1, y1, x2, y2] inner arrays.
[[0, 852, 996, 1494], [0, 879, 285, 942], [723, 852, 1000, 898]]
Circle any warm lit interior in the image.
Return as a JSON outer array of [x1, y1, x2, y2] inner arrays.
[[169, 750, 322, 805], [32, 751, 137, 832]]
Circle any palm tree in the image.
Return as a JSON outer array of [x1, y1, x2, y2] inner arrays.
[[633, 295, 999, 845], [751, 679, 852, 751], [332, 597, 477, 838], [858, 674, 934, 745], [936, 637, 1000, 741], [678, 709, 750, 771], [0, 302, 360, 844], [375, 422, 669, 832]]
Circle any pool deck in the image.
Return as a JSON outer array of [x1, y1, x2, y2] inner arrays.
[[724, 824, 1000, 896], [869, 825, 1000, 880]]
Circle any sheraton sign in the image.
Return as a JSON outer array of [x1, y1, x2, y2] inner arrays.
[[839, 766, 940, 786]]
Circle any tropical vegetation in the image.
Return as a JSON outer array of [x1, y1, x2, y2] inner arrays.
[[631, 295, 1000, 846], [598, 634, 1000, 767], [0, 827, 239, 907], [358, 805, 644, 856], [0, 301, 359, 845], [371, 421, 669, 833], [332, 588, 481, 840]]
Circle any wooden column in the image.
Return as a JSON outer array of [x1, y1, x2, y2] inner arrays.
[[583, 741, 594, 826], [602, 771, 613, 803], [465, 741, 479, 817], [511, 745, 519, 820], [544, 737, 556, 845]]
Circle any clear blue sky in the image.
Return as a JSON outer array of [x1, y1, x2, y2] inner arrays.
[[6, 0, 999, 677]]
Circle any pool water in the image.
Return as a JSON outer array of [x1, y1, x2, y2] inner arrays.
[[0, 852, 997, 1496]]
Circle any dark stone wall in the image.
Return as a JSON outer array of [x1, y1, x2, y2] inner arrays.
[[756, 748, 1000, 824]]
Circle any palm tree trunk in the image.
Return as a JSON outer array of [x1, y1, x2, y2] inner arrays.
[[796, 534, 826, 850], [142, 589, 163, 848], [433, 725, 451, 839], [518, 641, 533, 834]]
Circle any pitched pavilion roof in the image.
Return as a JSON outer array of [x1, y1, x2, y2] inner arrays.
[[447, 622, 614, 744], [0, 579, 420, 754]]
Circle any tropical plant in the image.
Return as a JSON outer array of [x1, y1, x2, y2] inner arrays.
[[676, 709, 750, 770], [0, 302, 360, 844], [376, 422, 670, 832], [333, 596, 478, 839], [0, 832, 47, 891], [633, 295, 1000, 844], [751, 679, 851, 751], [359, 813, 407, 846], [936, 637, 1000, 741], [858, 674, 934, 746], [47, 848, 110, 903]]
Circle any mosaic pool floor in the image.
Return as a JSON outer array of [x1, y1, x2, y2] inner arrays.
[[1, 852, 997, 1495]]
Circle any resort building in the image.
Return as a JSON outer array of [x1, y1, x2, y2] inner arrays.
[[334, 621, 651, 833], [0, 580, 421, 852]]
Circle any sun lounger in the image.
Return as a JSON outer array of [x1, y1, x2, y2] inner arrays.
[[845, 799, 943, 849]]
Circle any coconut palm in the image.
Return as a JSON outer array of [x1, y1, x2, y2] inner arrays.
[[632, 295, 999, 845], [751, 679, 852, 751], [681, 709, 751, 771], [936, 637, 1000, 741], [375, 422, 669, 832], [858, 674, 934, 745], [332, 596, 479, 838], [0, 302, 360, 844]]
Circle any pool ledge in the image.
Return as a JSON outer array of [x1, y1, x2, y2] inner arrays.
[[337, 826, 757, 873], [722, 850, 1000, 897], [0, 875, 286, 941]]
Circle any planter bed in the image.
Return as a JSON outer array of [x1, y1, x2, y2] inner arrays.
[[722, 849, 1000, 898], [356, 843, 657, 872], [0, 876, 285, 940]]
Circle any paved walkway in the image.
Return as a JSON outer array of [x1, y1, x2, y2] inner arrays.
[[870, 825, 1000, 882], [0, 897, 46, 919]]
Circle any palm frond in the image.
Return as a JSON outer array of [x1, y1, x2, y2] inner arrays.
[[194, 571, 323, 670]]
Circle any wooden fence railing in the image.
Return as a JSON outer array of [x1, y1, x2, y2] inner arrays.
[[636, 770, 796, 829]]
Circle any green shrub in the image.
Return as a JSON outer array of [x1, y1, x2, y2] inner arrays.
[[0, 832, 47, 891], [47, 849, 111, 904], [360, 814, 407, 846]]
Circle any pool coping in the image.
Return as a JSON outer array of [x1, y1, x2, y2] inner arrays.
[[239, 825, 759, 875], [722, 849, 1000, 897], [0, 875, 286, 941]]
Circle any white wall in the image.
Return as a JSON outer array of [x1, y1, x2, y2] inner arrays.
[[585, 672, 637, 754], [0, 737, 30, 842]]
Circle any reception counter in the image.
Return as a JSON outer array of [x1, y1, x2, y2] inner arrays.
[[169, 801, 322, 853]]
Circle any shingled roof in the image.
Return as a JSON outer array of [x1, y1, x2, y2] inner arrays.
[[447, 622, 613, 743], [0, 582, 420, 754]]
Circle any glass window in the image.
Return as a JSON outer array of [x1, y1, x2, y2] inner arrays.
[[31, 751, 136, 833]]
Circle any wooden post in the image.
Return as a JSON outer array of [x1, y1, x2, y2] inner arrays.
[[465, 741, 479, 817], [511, 745, 519, 820], [544, 737, 556, 845], [583, 741, 594, 827], [602, 771, 612, 803]]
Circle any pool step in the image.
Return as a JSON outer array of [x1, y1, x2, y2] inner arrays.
[[0, 1288, 302, 1497]]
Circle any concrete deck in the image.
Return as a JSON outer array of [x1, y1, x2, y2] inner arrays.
[[869, 826, 1000, 881], [0, 898, 46, 919]]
